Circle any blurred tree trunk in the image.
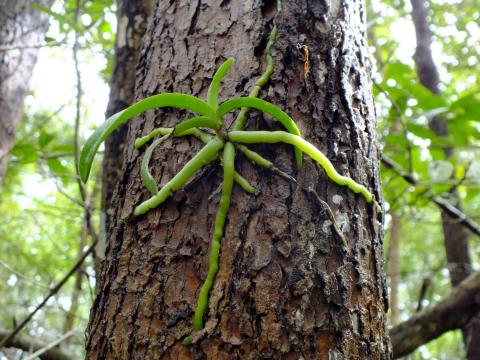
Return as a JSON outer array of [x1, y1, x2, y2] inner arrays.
[[86, 0, 389, 358], [410, 0, 480, 357], [0, 0, 53, 185], [98, 0, 152, 271]]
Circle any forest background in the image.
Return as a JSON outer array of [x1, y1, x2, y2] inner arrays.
[[0, 0, 479, 358]]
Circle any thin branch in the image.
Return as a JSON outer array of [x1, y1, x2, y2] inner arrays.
[[63, 214, 88, 333], [0, 241, 96, 349], [53, 180, 85, 208], [23, 328, 79, 360], [0, 40, 68, 52], [382, 155, 480, 236], [57, 0, 98, 334], [39, 152, 75, 159], [415, 276, 431, 312], [0, 328, 75, 360], [0, 260, 49, 290], [71, 0, 98, 244]]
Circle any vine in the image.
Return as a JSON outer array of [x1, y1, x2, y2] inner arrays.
[[79, 0, 375, 345]]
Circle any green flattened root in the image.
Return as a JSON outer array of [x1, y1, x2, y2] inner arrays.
[[228, 130, 373, 203], [192, 142, 235, 331], [133, 137, 225, 216], [181, 336, 192, 346], [218, 97, 303, 167]]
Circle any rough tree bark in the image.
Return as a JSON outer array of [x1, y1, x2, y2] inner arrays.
[[86, 0, 390, 358], [410, 0, 480, 357], [0, 0, 53, 185]]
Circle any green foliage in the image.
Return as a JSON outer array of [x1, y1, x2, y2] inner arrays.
[[0, 107, 92, 357], [0, 0, 113, 356], [370, 0, 480, 357]]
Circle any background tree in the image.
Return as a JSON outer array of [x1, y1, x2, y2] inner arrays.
[[410, 0, 480, 357], [370, 0, 480, 357], [0, 0, 53, 185], [0, 0, 115, 358]]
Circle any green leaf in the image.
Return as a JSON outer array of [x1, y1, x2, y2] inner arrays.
[[408, 85, 447, 110], [11, 145, 38, 164], [449, 91, 480, 121], [39, 131, 54, 148], [447, 120, 480, 145], [407, 123, 437, 140], [419, 107, 449, 120], [383, 62, 412, 86], [46, 158, 69, 175], [79, 93, 216, 183], [207, 58, 234, 110], [385, 134, 407, 148]]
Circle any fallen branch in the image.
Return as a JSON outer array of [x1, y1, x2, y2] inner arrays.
[[23, 328, 79, 360], [0, 328, 75, 360], [390, 271, 480, 358]]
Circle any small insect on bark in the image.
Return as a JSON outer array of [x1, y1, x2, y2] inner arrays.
[[296, 43, 310, 79]]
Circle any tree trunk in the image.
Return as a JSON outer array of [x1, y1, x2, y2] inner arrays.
[[86, 0, 390, 358], [410, 0, 480, 357], [99, 0, 153, 268], [0, 0, 53, 185]]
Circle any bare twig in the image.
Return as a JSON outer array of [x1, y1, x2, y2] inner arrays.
[[23, 328, 79, 360], [0, 260, 49, 290], [0, 41, 68, 52], [305, 187, 349, 253]]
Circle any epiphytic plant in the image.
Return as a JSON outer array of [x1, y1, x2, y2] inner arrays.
[[79, 21, 374, 345]]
